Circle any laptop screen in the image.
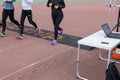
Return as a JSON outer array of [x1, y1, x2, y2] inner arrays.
[[102, 23, 112, 36]]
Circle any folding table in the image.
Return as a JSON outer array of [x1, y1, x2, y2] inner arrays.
[[77, 30, 120, 80]]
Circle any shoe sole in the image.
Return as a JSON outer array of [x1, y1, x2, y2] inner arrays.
[[16, 36, 23, 39], [52, 44, 56, 46], [51, 42, 57, 46], [0, 35, 5, 37]]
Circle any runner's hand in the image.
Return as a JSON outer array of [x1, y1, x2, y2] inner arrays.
[[54, 5, 59, 9], [49, 3, 52, 7], [5, 0, 12, 2]]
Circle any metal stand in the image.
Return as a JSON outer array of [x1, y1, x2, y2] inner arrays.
[[112, 8, 120, 32]]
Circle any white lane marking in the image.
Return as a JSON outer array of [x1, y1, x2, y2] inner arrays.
[[0, 47, 73, 80]]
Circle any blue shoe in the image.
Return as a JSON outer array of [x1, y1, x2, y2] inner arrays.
[[59, 28, 64, 35], [51, 40, 57, 46]]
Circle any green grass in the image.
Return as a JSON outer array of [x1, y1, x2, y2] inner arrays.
[[0, 0, 119, 3], [29, 0, 119, 2]]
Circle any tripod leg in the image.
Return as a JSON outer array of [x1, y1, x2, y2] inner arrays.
[[112, 8, 120, 32], [116, 24, 119, 32], [116, 8, 120, 32], [112, 25, 117, 31]]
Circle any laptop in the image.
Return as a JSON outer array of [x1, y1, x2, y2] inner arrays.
[[101, 23, 120, 39]]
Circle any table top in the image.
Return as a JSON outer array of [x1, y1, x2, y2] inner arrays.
[[78, 30, 120, 50]]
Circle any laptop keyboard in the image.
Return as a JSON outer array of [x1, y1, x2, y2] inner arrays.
[[108, 33, 120, 39]]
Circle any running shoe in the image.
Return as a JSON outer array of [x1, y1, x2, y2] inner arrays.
[[51, 40, 57, 46], [59, 28, 64, 35], [35, 27, 41, 35], [0, 31, 6, 37], [16, 34, 23, 39]]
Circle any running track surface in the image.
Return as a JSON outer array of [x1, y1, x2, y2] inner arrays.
[[0, 2, 120, 80]]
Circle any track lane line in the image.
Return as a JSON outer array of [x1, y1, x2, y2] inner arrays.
[[0, 47, 73, 80]]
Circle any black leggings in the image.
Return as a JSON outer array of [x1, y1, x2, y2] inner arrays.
[[20, 9, 37, 34], [2, 9, 20, 32], [52, 14, 63, 40]]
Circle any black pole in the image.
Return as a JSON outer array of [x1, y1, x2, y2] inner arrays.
[[112, 7, 120, 32]]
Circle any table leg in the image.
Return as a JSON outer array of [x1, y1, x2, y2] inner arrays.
[[107, 50, 111, 68], [76, 44, 88, 80], [99, 49, 113, 61], [98, 49, 120, 68], [98, 49, 109, 61]]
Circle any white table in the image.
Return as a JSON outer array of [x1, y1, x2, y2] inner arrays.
[[77, 30, 120, 80]]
